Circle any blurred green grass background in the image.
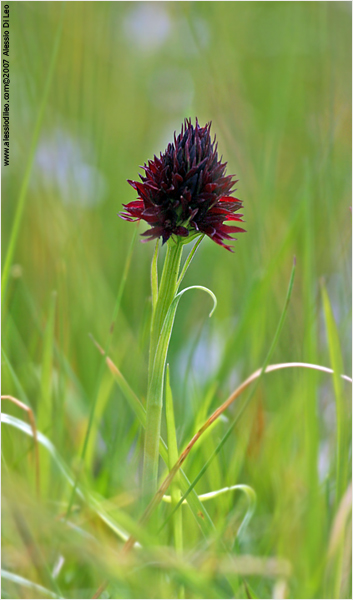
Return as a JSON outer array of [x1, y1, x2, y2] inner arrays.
[[2, 2, 352, 599]]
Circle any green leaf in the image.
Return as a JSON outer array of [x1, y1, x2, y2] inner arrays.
[[149, 284, 217, 409], [321, 281, 349, 507], [1, 348, 31, 408], [2, 413, 151, 546], [165, 366, 179, 471], [99, 345, 215, 537], [165, 365, 183, 554], [39, 291, 57, 429], [143, 281, 217, 495], [243, 579, 260, 599], [160, 260, 296, 535]]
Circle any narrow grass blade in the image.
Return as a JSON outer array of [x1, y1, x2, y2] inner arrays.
[[1, 395, 40, 496], [243, 579, 260, 599], [124, 260, 296, 548], [1, 347, 31, 408], [321, 281, 349, 505], [326, 482, 352, 599], [39, 291, 57, 430], [131, 358, 351, 549], [144, 283, 217, 496], [85, 375, 115, 473], [321, 281, 351, 598], [2, 413, 147, 545], [15, 277, 89, 403], [327, 483, 352, 560], [162, 484, 254, 504], [1, 569, 61, 599], [148, 284, 217, 409], [108, 226, 137, 350], [66, 228, 137, 519], [162, 483, 256, 542], [165, 365, 183, 556], [7, 500, 63, 597], [90, 336, 215, 537], [90, 335, 147, 426]]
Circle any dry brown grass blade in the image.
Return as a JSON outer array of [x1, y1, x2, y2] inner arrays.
[[89, 334, 115, 369], [89, 334, 134, 395], [325, 482, 352, 598], [92, 579, 108, 599], [327, 481, 352, 559], [1, 394, 40, 496], [272, 578, 288, 599], [123, 361, 352, 552]]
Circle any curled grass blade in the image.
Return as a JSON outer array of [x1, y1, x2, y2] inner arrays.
[[123, 260, 296, 551], [1, 569, 61, 599], [162, 484, 254, 504], [162, 483, 256, 543], [160, 361, 351, 536], [144, 282, 217, 495], [90, 335, 215, 538], [148, 283, 217, 421], [1, 395, 40, 496], [2, 413, 150, 546]]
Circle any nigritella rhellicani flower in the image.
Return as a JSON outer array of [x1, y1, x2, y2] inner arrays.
[[121, 118, 245, 251]]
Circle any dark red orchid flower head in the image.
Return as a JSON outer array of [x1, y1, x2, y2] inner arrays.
[[120, 118, 245, 251]]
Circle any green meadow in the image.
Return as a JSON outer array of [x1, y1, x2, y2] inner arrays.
[[2, 2, 351, 598]]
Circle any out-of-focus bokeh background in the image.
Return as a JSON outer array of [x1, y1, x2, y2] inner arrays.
[[2, 2, 351, 599]]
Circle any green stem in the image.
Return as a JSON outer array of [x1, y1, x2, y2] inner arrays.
[[148, 240, 183, 375], [176, 235, 204, 289], [143, 239, 183, 497]]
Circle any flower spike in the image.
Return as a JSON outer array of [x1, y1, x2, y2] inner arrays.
[[121, 119, 245, 251]]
